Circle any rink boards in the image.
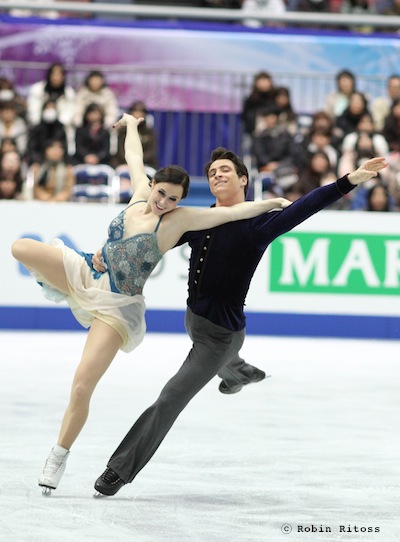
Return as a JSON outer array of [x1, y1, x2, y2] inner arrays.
[[1, 200, 400, 340]]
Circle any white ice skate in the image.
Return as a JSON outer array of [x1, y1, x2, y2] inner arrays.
[[38, 446, 70, 495]]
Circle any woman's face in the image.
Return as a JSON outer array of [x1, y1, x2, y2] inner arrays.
[[49, 66, 65, 88], [88, 75, 104, 92], [369, 186, 388, 211], [148, 181, 183, 216], [275, 92, 289, 107], [0, 179, 17, 198], [45, 142, 64, 162], [349, 93, 365, 114], [338, 75, 354, 95], [1, 151, 20, 173], [311, 154, 329, 173], [255, 76, 273, 93]]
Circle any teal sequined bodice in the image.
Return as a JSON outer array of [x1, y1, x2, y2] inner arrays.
[[102, 201, 163, 296]]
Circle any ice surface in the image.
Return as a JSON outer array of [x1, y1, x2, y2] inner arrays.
[[1, 331, 399, 542]]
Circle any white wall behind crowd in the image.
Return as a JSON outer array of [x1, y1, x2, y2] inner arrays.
[[2, 201, 400, 340]]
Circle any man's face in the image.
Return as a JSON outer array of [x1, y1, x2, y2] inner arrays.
[[207, 159, 247, 199], [388, 78, 400, 101]]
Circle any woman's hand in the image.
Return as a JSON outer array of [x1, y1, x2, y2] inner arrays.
[[348, 157, 388, 186], [266, 197, 292, 209], [92, 248, 106, 272], [113, 113, 144, 130]]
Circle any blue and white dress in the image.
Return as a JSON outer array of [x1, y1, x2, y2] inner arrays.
[[35, 201, 163, 353]]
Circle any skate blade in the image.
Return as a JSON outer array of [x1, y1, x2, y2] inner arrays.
[[93, 491, 107, 498], [41, 487, 53, 496]]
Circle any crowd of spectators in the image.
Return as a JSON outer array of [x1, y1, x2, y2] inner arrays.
[[243, 70, 400, 212], [0, 64, 158, 203], [1, 60, 400, 212]]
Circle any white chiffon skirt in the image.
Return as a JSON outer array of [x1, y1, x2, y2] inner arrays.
[[32, 239, 146, 353]]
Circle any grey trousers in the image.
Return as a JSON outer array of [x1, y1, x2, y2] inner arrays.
[[108, 308, 246, 483]]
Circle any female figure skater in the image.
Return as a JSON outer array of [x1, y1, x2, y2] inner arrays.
[[11, 114, 291, 494]]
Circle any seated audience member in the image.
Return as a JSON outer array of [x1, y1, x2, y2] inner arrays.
[[340, 0, 375, 31], [26, 100, 67, 166], [382, 99, 400, 153], [0, 149, 24, 200], [0, 99, 28, 156], [32, 139, 75, 202], [378, 151, 400, 209], [371, 75, 400, 131], [291, 126, 338, 174], [241, 0, 286, 28], [0, 137, 18, 155], [274, 86, 297, 134], [299, 150, 350, 209], [72, 103, 111, 166], [325, 69, 356, 119], [350, 174, 392, 210], [0, 77, 27, 119], [114, 101, 158, 170], [338, 130, 381, 178], [27, 63, 75, 128], [335, 91, 370, 140], [365, 182, 393, 212], [298, 150, 337, 192], [308, 110, 342, 147], [251, 105, 294, 174], [73, 70, 118, 131], [341, 112, 389, 157], [242, 71, 276, 136]]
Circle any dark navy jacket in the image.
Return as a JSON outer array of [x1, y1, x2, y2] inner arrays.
[[176, 176, 354, 332]]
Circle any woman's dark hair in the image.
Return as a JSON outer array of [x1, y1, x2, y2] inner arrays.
[[129, 100, 147, 115], [83, 102, 105, 125], [153, 165, 190, 199], [336, 69, 356, 84], [366, 182, 390, 212], [85, 70, 105, 89], [44, 63, 66, 96], [204, 146, 249, 197]]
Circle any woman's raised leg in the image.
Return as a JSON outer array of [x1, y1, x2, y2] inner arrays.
[[11, 238, 70, 294]]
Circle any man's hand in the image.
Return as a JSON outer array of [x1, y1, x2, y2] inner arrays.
[[348, 157, 388, 186], [92, 248, 106, 272]]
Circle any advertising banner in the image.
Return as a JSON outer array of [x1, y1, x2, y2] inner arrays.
[[1, 201, 399, 339]]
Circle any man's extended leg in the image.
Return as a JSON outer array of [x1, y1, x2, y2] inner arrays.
[[94, 309, 245, 495], [217, 355, 266, 395]]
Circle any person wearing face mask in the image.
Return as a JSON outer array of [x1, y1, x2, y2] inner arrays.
[[0, 99, 28, 156], [27, 63, 75, 128], [11, 113, 291, 494], [26, 100, 67, 166], [0, 76, 27, 119]]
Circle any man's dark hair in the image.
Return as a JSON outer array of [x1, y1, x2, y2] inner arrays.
[[204, 147, 249, 197]]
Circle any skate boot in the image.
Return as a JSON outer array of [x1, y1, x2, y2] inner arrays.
[[94, 467, 125, 497], [38, 445, 70, 495]]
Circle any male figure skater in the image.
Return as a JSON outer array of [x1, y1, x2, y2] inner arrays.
[[94, 149, 386, 496]]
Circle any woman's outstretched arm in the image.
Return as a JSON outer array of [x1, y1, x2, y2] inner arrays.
[[173, 196, 292, 235], [114, 113, 151, 200]]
